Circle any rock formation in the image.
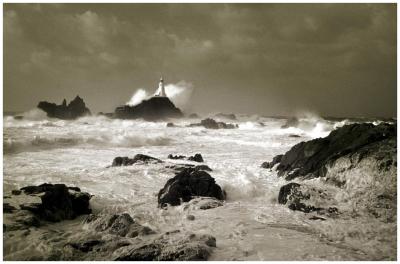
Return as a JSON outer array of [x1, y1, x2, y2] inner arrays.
[[37, 96, 91, 120], [114, 97, 183, 121], [111, 154, 163, 166], [263, 122, 396, 181], [189, 118, 238, 129], [158, 168, 225, 207]]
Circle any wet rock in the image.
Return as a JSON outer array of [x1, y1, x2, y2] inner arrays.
[[4, 203, 16, 213], [113, 232, 216, 261], [189, 118, 238, 129], [188, 153, 204, 162], [114, 97, 183, 121], [166, 122, 175, 127], [37, 95, 91, 120], [261, 154, 283, 169], [18, 183, 92, 222], [68, 240, 105, 253], [112, 154, 163, 167], [158, 168, 225, 207], [269, 123, 396, 181], [289, 134, 301, 138], [194, 165, 212, 172], [278, 183, 339, 214], [168, 154, 186, 160], [11, 190, 21, 195], [84, 213, 155, 238]]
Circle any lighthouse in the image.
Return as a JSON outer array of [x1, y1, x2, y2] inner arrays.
[[158, 77, 167, 97]]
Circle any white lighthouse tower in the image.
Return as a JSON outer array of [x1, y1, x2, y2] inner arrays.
[[158, 77, 167, 97]]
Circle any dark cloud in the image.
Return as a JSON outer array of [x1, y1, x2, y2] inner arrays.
[[4, 3, 396, 117]]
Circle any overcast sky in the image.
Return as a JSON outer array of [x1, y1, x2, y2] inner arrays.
[[4, 3, 396, 117]]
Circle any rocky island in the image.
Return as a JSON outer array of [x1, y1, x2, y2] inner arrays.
[[37, 96, 91, 120]]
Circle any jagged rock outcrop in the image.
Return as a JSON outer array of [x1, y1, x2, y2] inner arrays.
[[114, 97, 183, 121], [189, 118, 238, 129], [167, 153, 204, 163], [111, 154, 163, 167], [158, 168, 225, 207], [37, 96, 91, 120], [263, 122, 396, 181]]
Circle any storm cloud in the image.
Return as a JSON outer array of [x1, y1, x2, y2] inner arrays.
[[4, 3, 396, 117]]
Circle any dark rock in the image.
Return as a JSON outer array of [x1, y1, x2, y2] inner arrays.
[[289, 134, 301, 138], [309, 216, 326, 221], [14, 115, 24, 120], [112, 154, 163, 167], [114, 97, 183, 121], [189, 118, 238, 129], [11, 190, 21, 195], [166, 122, 175, 127], [278, 183, 339, 214], [271, 123, 396, 180], [158, 168, 225, 207], [37, 96, 91, 120], [4, 203, 16, 213], [261, 154, 283, 169], [188, 153, 204, 162], [19, 183, 92, 222], [214, 113, 237, 120], [194, 165, 212, 172], [168, 154, 186, 160]]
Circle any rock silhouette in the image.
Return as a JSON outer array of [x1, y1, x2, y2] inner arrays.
[[38, 96, 91, 120]]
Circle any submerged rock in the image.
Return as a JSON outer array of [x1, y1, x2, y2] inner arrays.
[[114, 97, 183, 121], [37, 96, 91, 120], [112, 154, 163, 166], [265, 122, 396, 181], [158, 168, 225, 207], [183, 197, 224, 210], [189, 118, 238, 129]]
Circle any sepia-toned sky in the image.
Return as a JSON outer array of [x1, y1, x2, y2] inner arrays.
[[4, 3, 397, 117]]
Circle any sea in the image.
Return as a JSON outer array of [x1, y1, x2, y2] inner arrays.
[[3, 109, 397, 260]]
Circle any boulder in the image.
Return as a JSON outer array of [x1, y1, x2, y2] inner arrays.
[[188, 153, 204, 162], [266, 123, 396, 180], [166, 122, 175, 127], [112, 154, 163, 167], [18, 183, 92, 222], [114, 97, 183, 121], [168, 154, 186, 160], [158, 168, 225, 207], [189, 118, 238, 129], [37, 96, 91, 120]]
